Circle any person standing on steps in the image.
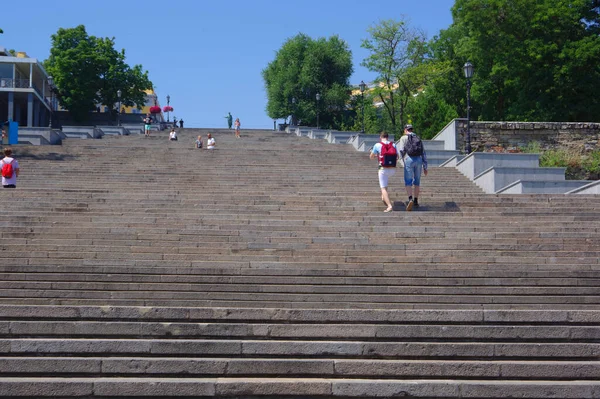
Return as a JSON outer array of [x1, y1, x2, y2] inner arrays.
[[179, 119, 184, 129], [225, 112, 233, 129], [1, 147, 20, 189], [398, 124, 428, 211], [370, 131, 399, 213], [234, 118, 241, 138], [142, 113, 153, 137]]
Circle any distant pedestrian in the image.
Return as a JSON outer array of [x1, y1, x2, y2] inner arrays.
[[173, 118, 178, 128], [1, 147, 20, 188], [398, 124, 428, 211], [195, 135, 203, 149], [234, 118, 241, 138], [142, 114, 153, 137], [370, 131, 399, 213], [225, 112, 233, 129], [179, 119, 184, 129], [206, 133, 216, 150], [169, 128, 178, 141]]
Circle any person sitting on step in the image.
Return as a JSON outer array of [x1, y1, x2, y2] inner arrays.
[[206, 133, 216, 150], [169, 128, 178, 141]]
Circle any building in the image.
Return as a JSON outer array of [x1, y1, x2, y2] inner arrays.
[[0, 47, 54, 127], [119, 89, 164, 121]]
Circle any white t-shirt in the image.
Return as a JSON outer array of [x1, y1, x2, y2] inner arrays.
[[207, 138, 215, 149], [1, 157, 19, 186], [169, 131, 177, 140]]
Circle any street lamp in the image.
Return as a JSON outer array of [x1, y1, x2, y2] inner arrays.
[[315, 93, 321, 129], [117, 89, 122, 126], [359, 80, 366, 133], [291, 97, 296, 126], [47, 76, 54, 128], [463, 61, 474, 154], [166, 94, 171, 122]]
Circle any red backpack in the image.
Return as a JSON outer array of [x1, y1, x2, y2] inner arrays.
[[1, 159, 14, 178], [379, 142, 398, 167]]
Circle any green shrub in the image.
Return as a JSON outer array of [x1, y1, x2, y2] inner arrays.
[[539, 149, 581, 169], [518, 143, 600, 180], [522, 141, 542, 154], [582, 151, 600, 174]]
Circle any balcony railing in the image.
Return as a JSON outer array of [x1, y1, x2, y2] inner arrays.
[[1, 78, 50, 108], [0, 78, 31, 89]]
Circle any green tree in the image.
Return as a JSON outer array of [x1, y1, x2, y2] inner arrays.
[[44, 25, 152, 121], [95, 37, 151, 117], [435, 0, 600, 122], [263, 33, 353, 128], [361, 19, 432, 137], [405, 88, 458, 139]]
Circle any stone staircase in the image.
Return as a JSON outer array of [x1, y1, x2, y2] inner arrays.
[[0, 128, 599, 397]]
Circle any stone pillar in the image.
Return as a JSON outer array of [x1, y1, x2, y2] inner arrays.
[[27, 93, 33, 127], [34, 100, 41, 127], [15, 103, 21, 125], [7, 92, 14, 121]]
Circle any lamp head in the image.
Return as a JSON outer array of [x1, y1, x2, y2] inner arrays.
[[463, 61, 474, 79]]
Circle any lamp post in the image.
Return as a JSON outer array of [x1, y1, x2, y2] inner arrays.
[[117, 89, 122, 126], [47, 76, 54, 128], [315, 93, 321, 129], [291, 97, 296, 126], [166, 95, 171, 122], [463, 61, 474, 154], [359, 80, 366, 133]]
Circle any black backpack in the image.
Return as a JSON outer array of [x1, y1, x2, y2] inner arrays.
[[405, 134, 423, 157]]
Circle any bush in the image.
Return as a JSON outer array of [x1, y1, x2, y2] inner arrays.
[[583, 151, 600, 175], [520, 142, 595, 180]]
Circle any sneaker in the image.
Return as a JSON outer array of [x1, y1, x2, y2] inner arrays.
[[406, 199, 414, 212], [414, 199, 419, 208]]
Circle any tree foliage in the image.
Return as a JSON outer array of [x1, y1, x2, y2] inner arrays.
[[263, 33, 353, 128], [44, 25, 152, 121], [431, 0, 600, 122], [361, 19, 434, 136]]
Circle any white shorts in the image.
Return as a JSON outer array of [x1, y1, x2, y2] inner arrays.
[[378, 167, 396, 188]]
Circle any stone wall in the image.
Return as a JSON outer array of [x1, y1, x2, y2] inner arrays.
[[455, 120, 600, 153]]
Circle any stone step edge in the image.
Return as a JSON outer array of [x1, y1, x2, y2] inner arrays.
[[0, 377, 598, 397], [0, 305, 597, 323], [1, 357, 599, 379]]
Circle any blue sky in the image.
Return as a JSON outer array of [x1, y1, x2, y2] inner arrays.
[[1, 0, 455, 129]]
